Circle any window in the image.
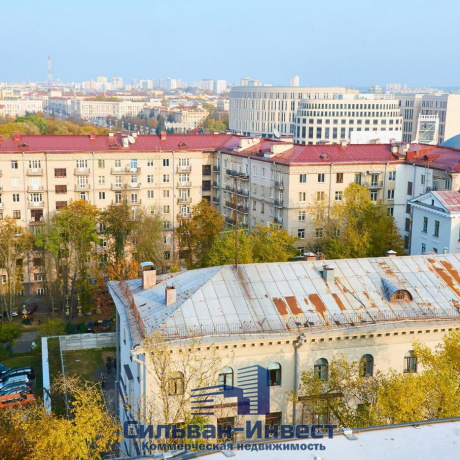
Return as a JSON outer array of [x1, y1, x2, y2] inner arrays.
[[298, 229, 305, 239], [11, 160, 18, 169], [314, 358, 328, 380], [163, 175, 170, 183], [405, 218, 411, 232], [99, 192, 105, 200], [56, 201, 67, 210], [354, 173, 361, 185], [317, 191, 325, 201], [268, 363, 281, 386], [407, 181, 413, 196], [37, 288, 45, 296], [392, 289, 413, 301], [147, 175, 154, 183], [202, 164, 211, 176], [29, 160, 41, 169], [336, 173, 343, 183], [148, 190, 154, 199], [98, 176, 105, 185], [100, 239, 107, 247], [164, 251, 171, 260], [316, 228, 323, 238], [168, 371, 184, 395], [404, 351, 417, 373], [421, 243, 426, 253], [98, 159, 105, 168], [114, 159, 121, 168], [12, 194, 19, 202], [252, 165, 257, 176], [265, 412, 282, 438], [406, 204, 411, 214], [370, 191, 378, 202], [163, 205, 170, 213], [218, 367, 234, 387], [33, 273, 46, 281], [163, 190, 170, 198], [11, 178, 19, 187], [115, 192, 122, 204], [252, 201, 256, 211], [335, 191, 343, 201], [55, 168, 66, 177], [162, 158, 169, 167], [163, 221, 170, 229], [423, 217, 428, 232], [147, 159, 154, 167], [299, 192, 306, 202], [55, 185, 67, 194], [300, 174, 307, 183], [317, 173, 325, 183], [13, 210, 21, 219], [433, 247, 438, 254], [298, 211, 306, 221], [434, 220, 440, 237], [360, 354, 374, 377], [388, 206, 394, 216], [76, 159, 87, 168], [387, 190, 395, 200], [260, 203, 265, 214], [130, 159, 137, 170], [421, 174, 425, 185], [389, 171, 396, 181]]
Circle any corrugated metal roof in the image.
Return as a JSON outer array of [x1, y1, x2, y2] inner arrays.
[[112, 254, 460, 340]]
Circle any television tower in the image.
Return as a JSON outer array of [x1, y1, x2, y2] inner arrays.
[[47, 56, 53, 86]]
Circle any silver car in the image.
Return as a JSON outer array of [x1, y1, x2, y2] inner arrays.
[[0, 375, 30, 390]]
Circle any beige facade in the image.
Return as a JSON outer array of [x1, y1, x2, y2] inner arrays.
[[72, 100, 147, 120], [0, 99, 43, 117]]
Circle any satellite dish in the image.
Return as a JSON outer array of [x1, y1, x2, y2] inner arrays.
[[128, 135, 135, 144], [273, 129, 281, 139]]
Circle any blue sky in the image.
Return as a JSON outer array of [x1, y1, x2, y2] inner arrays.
[[2, 0, 460, 87]]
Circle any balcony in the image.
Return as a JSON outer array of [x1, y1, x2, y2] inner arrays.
[[212, 181, 220, 188], [225, 216, 236, 225], [74, 183, 91, 191], [176, 165, 191, 173], [236, 188, 249, 197], [129, 200, 142, 206], [274, 216, 283, 224], [225, 201, 249, 214], [274, 199, 284, 207], [110, 167, 141, 174], [111, 183, 141, 190], [111, 199, 142, 206], [27, 168, 43, 176], [29, 218, 44, 225], [226, 169, 249, 180], [74, 167, 90, 176], [0, 203, 3, 209], [178, 212, 191, 218], [364, 180, 384, 189], [27, 201, 45, 208], [213, 165, 220, 173], [27, 185, 44, 192], [177, 181, 192, 188], [212, 196, 220, 203], [274, 181, 284, 190], [177, 196, 192, 204]]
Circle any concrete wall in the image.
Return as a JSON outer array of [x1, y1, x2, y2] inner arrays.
[[59, 332, 116, 351]]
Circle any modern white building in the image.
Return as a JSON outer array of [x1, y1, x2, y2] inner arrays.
[[109, 254, 460, 457], [229, 87, 356, 137], [292, 94, 403, 145], [0, 99, 43, 117], [409, 191, 460, 255]]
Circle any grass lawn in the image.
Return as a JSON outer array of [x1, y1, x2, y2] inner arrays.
[[1, 353, 43, 395], [63, 347, 116, 382]]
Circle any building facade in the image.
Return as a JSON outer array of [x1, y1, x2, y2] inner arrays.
[[109, 254, 460, 457], [0, 100, 43, 118]]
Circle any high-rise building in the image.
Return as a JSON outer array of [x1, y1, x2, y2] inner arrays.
[[290, 76, 300, 87]]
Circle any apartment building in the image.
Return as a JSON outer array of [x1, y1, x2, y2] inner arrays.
[[0, 100, 43, 118], [71, 100, 148, 120], [398, 94, 460, 144], [229, 87, 357, 137], [292, 94, 403, 145], [109, 254, 460, 456]]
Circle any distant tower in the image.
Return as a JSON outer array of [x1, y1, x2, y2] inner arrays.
[[290, 76, 300, 87], [47, 56, 53, 86]]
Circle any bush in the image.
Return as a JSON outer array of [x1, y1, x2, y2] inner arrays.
[[0, 344, 10, 361], [38, 318, 66, 338], [0, 323, 22, 343]]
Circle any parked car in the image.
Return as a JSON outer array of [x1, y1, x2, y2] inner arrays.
[[0, 367, 35, 383], [0, 392, 35, 410], [0, 382, 31, 396], [25, 304, 38, 315], [0, 364, 9, 378], [86, 319, 113, 333], [0, 375, 30, 390]]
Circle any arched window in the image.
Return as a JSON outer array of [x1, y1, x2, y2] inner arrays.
[[268, 363, 281, 386], [218, 367, 234, 387], [360, 354, 374, 377], [314, 358, 328, 381], [168, 371, 184, 395], [391, 290, 413, 301], [404, 351, 417, 373]]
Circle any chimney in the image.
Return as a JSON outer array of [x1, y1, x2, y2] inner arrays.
[[304, 252, 317, 261], [90, 132, 96, 140], [13, 131, 20, 141], [386, 249, 397, 258], [160, 130, 167, 141], [165, 285, 176, 306], [108, 132, 114, 137], [140, 262, 156, 290], [322, 265, 335, 284]]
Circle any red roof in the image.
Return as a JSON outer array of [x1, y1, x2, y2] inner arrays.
[[433, 191, 460, 212], [405, 144, 460, 173]]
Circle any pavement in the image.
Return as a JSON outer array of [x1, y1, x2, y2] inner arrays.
[[13, 331, 40, 353], [94, 362, 117, 415]]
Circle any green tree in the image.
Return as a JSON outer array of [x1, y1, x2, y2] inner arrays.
[[176, 199, 224, 268], [15, 115, 49, 134], [38, 317, 67, 337], [250, 224, 298, 262], [0, 322, 22, 342], [0, 218, 33, 321], [155, 116, 166, 135]]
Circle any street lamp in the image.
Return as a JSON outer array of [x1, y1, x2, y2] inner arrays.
[[77, 294, 83, 317], [65, 295, 70, 318]]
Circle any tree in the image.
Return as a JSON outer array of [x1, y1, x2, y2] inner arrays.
[[0, 218, 33, 321], [0, 375, 120, 459], [176, 199, 224, 268], [155, 116, 166, 135], [38, 318, 67, 337], [35, 201, 99, 316], [250, 224, 298, 263]]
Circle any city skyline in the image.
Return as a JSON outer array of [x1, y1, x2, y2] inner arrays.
[[2, 0, 460, 87]]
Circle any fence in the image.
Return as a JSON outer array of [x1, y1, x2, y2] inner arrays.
[[59, 332, 116, 351]]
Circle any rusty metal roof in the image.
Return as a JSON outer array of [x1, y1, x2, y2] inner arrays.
[[111, 254, 460, 340]]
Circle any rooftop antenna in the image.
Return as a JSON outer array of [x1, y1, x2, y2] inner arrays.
[[47, 56, 53, 87]]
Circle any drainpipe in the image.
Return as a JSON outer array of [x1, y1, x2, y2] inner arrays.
[[292, 333, 306, 426], [131, 351, 146, 426], [328, 163, 333, 219]]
